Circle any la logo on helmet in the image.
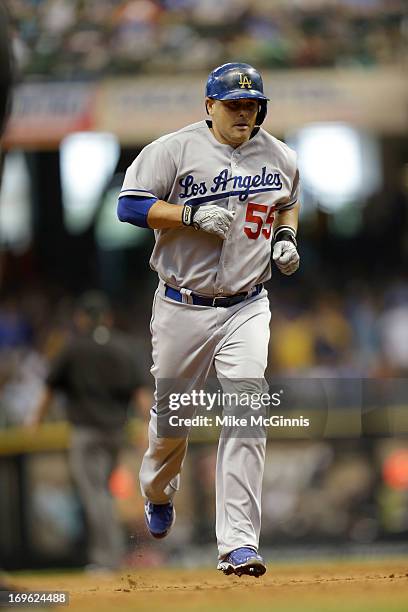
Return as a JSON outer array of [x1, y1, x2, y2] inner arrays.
[[238, 73, 252, 89]]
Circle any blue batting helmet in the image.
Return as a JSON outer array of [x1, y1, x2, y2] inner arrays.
[[205, 62, 269, 125]]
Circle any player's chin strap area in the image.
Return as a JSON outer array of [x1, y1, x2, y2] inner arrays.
[[164, 284, 263, 308], [204, 119, 260, 138]]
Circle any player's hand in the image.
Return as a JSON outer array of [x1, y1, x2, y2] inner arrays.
[[273, 240, 300, 275], [189, 205, 235, 239], [193, 205, 235, 239]]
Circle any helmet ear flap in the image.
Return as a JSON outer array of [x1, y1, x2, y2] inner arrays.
[[256, 101, 267, 126]]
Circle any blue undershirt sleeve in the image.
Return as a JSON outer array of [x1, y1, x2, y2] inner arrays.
[[117, 195, 158, 229]]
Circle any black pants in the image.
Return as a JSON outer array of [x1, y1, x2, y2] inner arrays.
[[69, 426, 125, 570]]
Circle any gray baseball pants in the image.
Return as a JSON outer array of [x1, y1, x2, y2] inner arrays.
[[139, 281, 270, 558]]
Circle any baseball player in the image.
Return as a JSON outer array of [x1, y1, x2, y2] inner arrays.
[[118, 63, 300, 577]]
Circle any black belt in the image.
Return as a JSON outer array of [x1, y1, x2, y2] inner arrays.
[[164, 284, 263, 308]]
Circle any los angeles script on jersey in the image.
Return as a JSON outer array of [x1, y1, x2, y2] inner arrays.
[[179, 167, 283, 202]]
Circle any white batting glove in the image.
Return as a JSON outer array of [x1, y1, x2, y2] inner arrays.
[[182, 203, 235, 240], [272, 227, 300, 275]]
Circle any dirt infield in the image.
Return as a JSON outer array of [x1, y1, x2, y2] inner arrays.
[[7, 558, 408, 612]]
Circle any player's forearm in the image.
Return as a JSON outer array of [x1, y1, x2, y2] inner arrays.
[[273, 201, 299, 235], [121, 196, 234, 238], [146, 200, 184, 229], [272, 201, 300, 274]]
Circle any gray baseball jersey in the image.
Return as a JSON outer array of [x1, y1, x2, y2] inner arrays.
[[121, 120, 299, 296]]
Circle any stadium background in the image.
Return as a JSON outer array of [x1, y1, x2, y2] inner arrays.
[[1, 1, 408, 609]]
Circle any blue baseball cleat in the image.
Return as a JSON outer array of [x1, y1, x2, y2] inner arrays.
[[217, 547, 266, 577], [144, 501, 175, 539]]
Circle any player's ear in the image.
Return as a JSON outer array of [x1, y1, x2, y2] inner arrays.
[[206, 97, 215, 115]]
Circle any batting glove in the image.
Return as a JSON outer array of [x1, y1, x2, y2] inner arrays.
[[272, 226, 300, 275], [182, 204, 235, 239]]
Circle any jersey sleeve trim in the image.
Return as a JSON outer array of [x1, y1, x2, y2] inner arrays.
[[277, 199, 297, 211], [277, 168, 300, 211], [120, 188, 157, 199]]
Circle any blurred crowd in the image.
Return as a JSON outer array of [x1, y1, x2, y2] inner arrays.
[[1, 277, 408, 427], [269, 279, 408, 378], [8, 0, 408, 80]]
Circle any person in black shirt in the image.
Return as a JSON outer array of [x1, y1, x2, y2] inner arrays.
[[30, 292, 144, 571]]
